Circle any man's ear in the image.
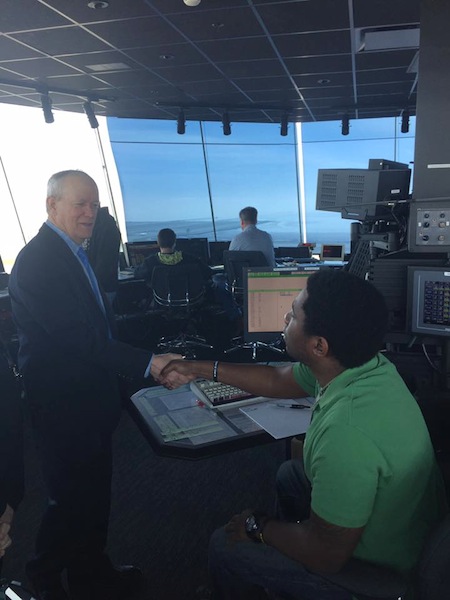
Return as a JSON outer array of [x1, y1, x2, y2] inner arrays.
[[47, 196, 56, 213], [312, 336, 329, 358]]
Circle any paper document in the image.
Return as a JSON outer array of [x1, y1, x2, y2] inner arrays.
[[240, 398, 314, 439]]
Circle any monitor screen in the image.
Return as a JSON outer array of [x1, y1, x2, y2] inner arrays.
[[408, 266, 450, 337], [274, 246, 311, 259], [126, 242, 158, 267], [320, 244, 345, 261], [175, 238, 210, 264], [209, 241, 230, 266], [243, 265, 321, 343]]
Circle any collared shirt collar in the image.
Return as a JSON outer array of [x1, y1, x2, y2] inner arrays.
[[45, 220, 81, 256], [313, 354, 382, 413]]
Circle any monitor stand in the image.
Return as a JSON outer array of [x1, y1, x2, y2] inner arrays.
[[224, 339, 285, 361]]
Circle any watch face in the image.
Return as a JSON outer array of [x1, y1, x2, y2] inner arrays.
[[245, 514, 258, 533]]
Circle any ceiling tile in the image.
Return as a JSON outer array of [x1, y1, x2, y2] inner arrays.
[[257, 0, 351, 35], [11, 27, 110, 56], [274, 30, 352, 58], [353, 0, 420, 28], [0, 37, 44, 61], [43, 0, 157, 23], [125, 44, 206, 68], [217, 59, 286, 79], [168, 7, 264, 41], [198, 37, 277, 62], [86, 17, 185, 49], [0, 57, 80, 79]]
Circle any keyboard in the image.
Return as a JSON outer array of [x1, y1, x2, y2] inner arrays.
[[190, 379, 264, 409]]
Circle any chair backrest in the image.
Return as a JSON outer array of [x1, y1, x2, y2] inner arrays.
[[223, 250, 268, 293], [151, 263, 206, 308], [418, 512, 450, 600]]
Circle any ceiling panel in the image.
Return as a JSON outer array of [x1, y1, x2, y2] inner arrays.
[[0, 0, 422, 124]]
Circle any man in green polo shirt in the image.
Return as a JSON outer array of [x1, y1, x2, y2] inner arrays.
[[160, 269, 446, 600]]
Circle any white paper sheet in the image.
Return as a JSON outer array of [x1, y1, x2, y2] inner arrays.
[[240, 398, 314, 439]]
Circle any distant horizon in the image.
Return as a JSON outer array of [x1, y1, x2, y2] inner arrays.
[[126, 218, 351, 252]]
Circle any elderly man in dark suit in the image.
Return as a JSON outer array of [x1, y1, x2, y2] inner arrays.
[[8, 170, 179, 600]]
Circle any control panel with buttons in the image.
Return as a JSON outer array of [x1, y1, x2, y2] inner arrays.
[[408, 200, 450, 253], [416, 208, 450, 245]]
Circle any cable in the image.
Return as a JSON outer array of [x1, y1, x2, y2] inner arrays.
[[421, 343, 441, 373]]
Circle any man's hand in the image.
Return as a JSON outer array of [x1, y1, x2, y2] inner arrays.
[[0, 504, 14, 557], [159, 359, 199, 389], [224, 509, 253, 543], [150, 353, 184, 382]]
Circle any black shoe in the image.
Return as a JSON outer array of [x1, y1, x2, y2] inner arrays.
[[35, 592, 69, 600], [25, 563, 69, 600], [69, 564, 143, 600], [104, 564, 143, 588]]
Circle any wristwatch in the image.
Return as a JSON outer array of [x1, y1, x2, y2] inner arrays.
[[244, 512, 269, 543]]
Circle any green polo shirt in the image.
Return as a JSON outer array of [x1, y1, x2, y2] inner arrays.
[[293, 353, 446, 572]]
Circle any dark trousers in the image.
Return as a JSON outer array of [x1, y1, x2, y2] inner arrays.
[[208, 459, 353, 600], [27, 415, 113, 589]]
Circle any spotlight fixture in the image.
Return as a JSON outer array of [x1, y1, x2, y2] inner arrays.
[[83, 101, 99, 129], [222, 112, 231, 136], [280, 113, 289, 137], [401, 109, 410, 134], [341, 114, 350, 136], [40, 93, 54, 124], [177, 109, 186, 135]]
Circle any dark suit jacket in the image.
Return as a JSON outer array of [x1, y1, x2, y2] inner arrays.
[[9, 224, 152, 438]]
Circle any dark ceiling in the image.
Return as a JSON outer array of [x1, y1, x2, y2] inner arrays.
[[0, 0, 420, 125]]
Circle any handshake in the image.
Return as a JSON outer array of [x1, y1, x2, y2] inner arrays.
[[150, 353, 199, 389]]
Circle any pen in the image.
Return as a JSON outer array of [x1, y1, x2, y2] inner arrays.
[[276, 403, 310, 409]]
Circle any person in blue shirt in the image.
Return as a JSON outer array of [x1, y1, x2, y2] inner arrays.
[[229, 206, 275, 267]]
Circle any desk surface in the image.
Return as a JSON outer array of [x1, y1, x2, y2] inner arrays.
[[129, 383, 312, 460]]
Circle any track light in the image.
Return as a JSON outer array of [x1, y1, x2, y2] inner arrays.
[[280, 113, 288, 137], [40, 93, 54, 124], [83, 101, 99, 129], [222, 112, 231, 136], [341, 114, 350, 136], [401, 109, 410, 134], [177, 109, 186, 135]]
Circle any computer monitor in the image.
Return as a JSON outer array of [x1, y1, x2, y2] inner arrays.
[[274, 246, 311, 259], [175, 238, 210, 264], [320, 244, 345, 261], [407, 266, 450, 337], [209, 241, 230, 266], [316, 163, 411, 221], [126, 241, 158, 267], [243, 265, 321, 343]]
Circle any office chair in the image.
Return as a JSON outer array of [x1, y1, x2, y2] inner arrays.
[[274, 511, 450, 600], [151, 263, 213, 357], [223, 250, 268, 301]]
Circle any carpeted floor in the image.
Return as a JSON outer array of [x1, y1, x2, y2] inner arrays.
[[2, 404, 287, 600]]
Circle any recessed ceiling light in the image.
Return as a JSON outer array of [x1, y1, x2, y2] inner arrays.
[[317, 78, 331, 85], [159, 54, 174, 60], [86, 62, 131, 72], [211, 22, 225, 29], [184, 0, 201, 6], [87, 1, 109, 9]]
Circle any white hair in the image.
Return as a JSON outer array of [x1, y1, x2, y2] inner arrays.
[[47, 170, 96, 199]]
